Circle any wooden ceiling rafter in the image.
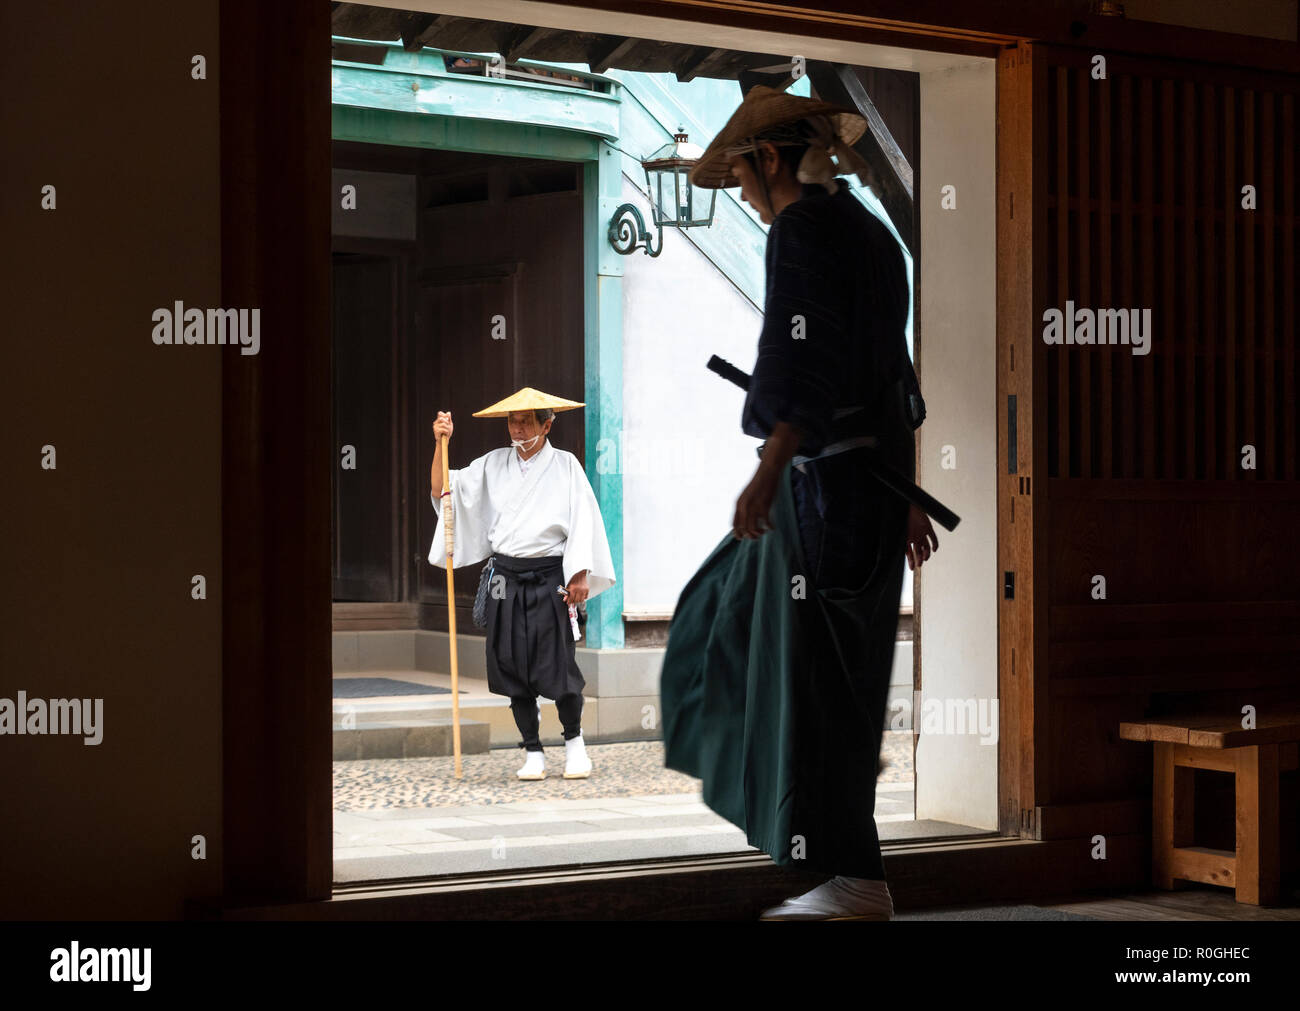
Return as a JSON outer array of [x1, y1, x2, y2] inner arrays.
[[589, 35, 642, 74], [506, 25, 558, 62], [401, 12, 453, 51], [675, 45, 730, 83]]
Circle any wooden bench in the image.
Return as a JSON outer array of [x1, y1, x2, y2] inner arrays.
[[1120, 710, 1300, 905]]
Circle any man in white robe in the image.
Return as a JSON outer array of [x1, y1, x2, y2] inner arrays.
[[429, 388, 616, 780]]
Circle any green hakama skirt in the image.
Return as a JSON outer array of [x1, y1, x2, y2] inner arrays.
[[660, 455, 909, 878]]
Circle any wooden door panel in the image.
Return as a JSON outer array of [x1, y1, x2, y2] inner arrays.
[[415, 271, 519, 608], [332, 254, 398, 601], [998, 43, 1300, 836]]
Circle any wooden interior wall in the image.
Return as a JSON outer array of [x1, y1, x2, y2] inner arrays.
[[1001, 42, 1300, 843]]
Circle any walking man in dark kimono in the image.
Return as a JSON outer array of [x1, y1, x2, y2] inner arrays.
[[660, 86, 940, 920]]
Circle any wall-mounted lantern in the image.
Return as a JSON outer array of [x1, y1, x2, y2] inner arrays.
[[607, 127, 718, 257]]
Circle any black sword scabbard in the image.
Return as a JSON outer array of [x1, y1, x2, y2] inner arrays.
[[706, 355, 961, 532]]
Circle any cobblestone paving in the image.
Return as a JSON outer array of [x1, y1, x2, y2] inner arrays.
[[334, 732, 914, 810]]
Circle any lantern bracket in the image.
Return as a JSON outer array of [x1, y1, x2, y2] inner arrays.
[[607, 202, 663, 257]]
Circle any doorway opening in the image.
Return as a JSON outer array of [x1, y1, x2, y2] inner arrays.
[[328, 3, 1001, 884]]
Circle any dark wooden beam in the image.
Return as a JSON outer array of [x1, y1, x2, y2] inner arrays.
[[588, 35, 639, 75], [506, 26, 555, 63], [808, 61, 915, 256], [333, 3, 408, 39], [401, 13, 450, 52], [675, 46, 729, 83], [738, 66, 794, 97]]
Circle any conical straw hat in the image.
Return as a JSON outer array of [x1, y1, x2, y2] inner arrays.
[[472, 386, 585, 418], [689, 85, 867, 190]]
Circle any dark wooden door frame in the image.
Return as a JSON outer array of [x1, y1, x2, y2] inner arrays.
[[219, 0, 1297, 916], [220, 0, 333, 905]]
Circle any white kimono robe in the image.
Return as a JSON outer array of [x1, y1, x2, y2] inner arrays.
[[428, 439, 616, 598]]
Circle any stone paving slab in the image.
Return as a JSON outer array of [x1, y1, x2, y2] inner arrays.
[[415, 820, 658, 842], [334, 793, 917, 859], [334, 827, 465, 847], [452, 809, 636, 826], [337, 845, 415, 860], [340, 809, 745, 846], [386, 823, 747, 856], [333, 734, 920, 879], [333, 834, 762, 882], [332, 815, 991, 884]]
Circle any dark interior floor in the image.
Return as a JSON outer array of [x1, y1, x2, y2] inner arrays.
[[1004, 886, 1300, 921]]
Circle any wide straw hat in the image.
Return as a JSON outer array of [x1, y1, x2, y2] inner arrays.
[[689, 85, 868, 190], [472, 386, 585, 418]]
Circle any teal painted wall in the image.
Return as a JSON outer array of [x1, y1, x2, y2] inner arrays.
[[584, 145, 626, 648]]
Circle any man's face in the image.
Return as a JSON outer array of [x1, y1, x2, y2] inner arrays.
[[729, 146, 777, 224], [507, 410, 551, 446]]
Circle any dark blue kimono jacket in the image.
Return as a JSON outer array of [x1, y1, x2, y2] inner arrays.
[[660, 179, 916, 879]]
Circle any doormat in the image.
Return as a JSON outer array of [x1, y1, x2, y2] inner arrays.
[[332, 678, 456, 699], [894, 905, 1099, 921]]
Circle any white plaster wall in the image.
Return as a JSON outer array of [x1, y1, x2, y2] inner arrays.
[[914, 60, 999, 830], [620, 175, 916, 615], [620, 174, 763, 611]]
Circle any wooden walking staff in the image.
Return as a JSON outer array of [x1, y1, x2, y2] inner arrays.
[[439, 433, 463, 779]]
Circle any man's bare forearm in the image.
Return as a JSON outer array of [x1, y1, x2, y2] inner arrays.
[[430, 444, 445, 500], [759, 420, 805, 473]]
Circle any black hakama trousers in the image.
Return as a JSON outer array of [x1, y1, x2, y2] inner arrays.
[[484, 553, 585, 751]]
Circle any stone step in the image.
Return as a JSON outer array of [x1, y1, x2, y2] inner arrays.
[[333, 719, 492, 761], [334, 696, 592, 750], [331, 670, 666, 747], [332, 691, 551, 748]]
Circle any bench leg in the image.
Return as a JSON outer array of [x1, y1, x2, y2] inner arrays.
[[1152, 742, 1195, 890], [1235, 743, 1280, 905]]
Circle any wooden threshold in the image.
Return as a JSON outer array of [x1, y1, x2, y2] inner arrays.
[[194, 832, 1148, 920]]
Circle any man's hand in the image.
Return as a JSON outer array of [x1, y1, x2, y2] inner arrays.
[[563, 570, 590, 605], [733, 420, 804, 540], [905, 504, 938, 570], [733, 462, 782, 539], [431, 411, 454, 499]]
